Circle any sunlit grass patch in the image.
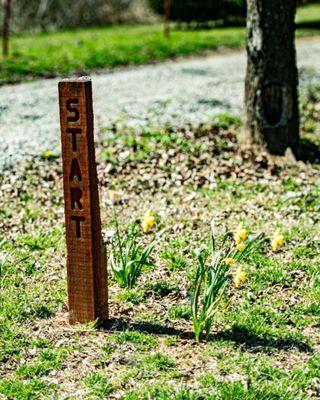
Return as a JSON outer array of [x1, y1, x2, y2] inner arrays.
[[1, 25, 247, 83], [111, 330, 158, 351], [17, 348, 68, 379], [160, 247, 189, 271], [84, 373, 113, 398], [137, 351, 176, 373], [296, 3, 320, 25], [168, 304, 191, 321], [0, 378, 55, 400], [115, 288, 146, 305]]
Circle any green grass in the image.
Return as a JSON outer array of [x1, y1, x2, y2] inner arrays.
[[0, 3, 319, 84], [0, 87, 320, 398], [16, 348, 68, 379], [111, 330, 158, 350], [0, 25, 245, 83], [160, 247, 189, 271], [138, 352, 176, 372], [168, 305, 191, 320], [296, 3, 320, 25], [0, 378, 55, 400], [115, 288, 146, 305], [84, 373, 113, 398]]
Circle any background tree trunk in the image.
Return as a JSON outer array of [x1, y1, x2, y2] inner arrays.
[[163, 0, 170, 38], [244, 0, 300, 155], [2, 0, 10, 57]]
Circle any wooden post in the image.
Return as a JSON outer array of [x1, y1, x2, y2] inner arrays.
[[164, 0, 170, 38], [2, 0, 11, 57], [58, 77, 108, 324]]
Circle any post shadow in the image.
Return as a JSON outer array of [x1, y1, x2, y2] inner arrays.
[[99, 318, 312, 353]]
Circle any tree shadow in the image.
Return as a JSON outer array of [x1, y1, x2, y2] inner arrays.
[[296, 21, 320, 30], [297, 137, 320, 163], [100, 318, 312, 353], [213, 325, 313, 353]]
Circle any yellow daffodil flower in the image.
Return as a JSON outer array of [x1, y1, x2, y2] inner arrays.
[[44, 149, 52, 158], [236, 243, 246, 251], [234, 266, 247, 288], [234, 223, 247, 243], [141, 209, 155, 233], [225, 258, 235, 266], [271, 229, 285, 251]]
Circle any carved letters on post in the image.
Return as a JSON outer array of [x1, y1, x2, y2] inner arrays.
[[59, 78, 108, 324]]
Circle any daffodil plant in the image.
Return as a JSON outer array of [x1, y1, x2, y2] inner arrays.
[[190, 223, 264, 343], [110, 211, 162, 288]]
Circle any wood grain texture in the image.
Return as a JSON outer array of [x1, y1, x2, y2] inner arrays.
[[244, 0, 299, 155], [58, 77, 108, 324]]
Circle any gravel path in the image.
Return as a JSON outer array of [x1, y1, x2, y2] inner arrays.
[[0, 38, 319, 171]]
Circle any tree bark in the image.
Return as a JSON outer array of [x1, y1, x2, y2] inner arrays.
[[2, 0, 10, 57], [163, 0, 170, 38], [244, 0, 300, 155]]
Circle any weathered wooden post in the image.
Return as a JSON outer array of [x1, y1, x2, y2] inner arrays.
[[58, 77, 108, 324], [163, 0, 171, 38], [2, 0, 11, 57]]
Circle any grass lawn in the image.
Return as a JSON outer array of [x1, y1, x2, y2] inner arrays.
[[0, 81, 319, 398], [296, 3, 320, 25], [0, 3, 319, 84]]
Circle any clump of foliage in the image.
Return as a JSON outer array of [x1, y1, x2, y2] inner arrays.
[[190, 223, 265, 342], [109, 213, 161, 288]]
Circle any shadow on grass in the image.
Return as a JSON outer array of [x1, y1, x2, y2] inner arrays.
[[101, 319, 312, 353], [101, 318, 186, 337], [296, 21, 320, 30], [298, 137, 320, 163], [215, 325, 312, 353]]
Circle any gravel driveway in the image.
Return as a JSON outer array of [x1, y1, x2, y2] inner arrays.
[[0, 38, 319, 171]]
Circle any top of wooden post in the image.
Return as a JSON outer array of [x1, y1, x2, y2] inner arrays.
[[59, 76, 92, 82]]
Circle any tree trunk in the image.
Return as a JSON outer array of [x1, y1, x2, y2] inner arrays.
[[244, 0, 299, 155], [2, 0, 10, 57], [163, 0, 170, 38]]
